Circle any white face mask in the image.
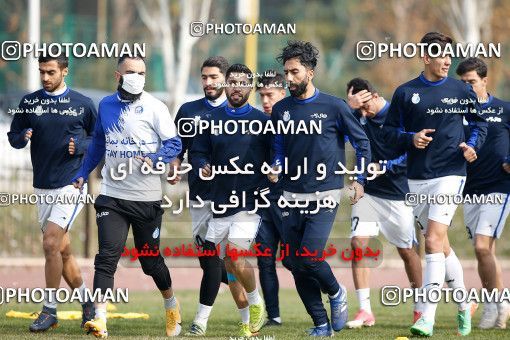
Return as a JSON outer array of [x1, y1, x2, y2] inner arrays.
[[121, 73, 145, 94]]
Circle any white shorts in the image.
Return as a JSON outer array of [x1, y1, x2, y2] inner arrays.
[[350, 193, 416, 249], [464, 193, 510, 242], [408, 175, 465, 232], [189, 200, 213, 245], [34, 184, 87, 233], [206, 210, 261, 259]]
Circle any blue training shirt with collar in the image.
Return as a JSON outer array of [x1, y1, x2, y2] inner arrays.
[[175, 97, 227, 201], [383, 73, 488, 180], [464, 95, 510, 195], [190, 103, 271, 218], [349, 101, 408, 200], [8, 88, 97, 189], [271, 89, 371, 194]]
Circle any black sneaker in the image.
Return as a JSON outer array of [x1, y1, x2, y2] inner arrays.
[[265, 318, 282, 326], [81, 301, 95, 328], [29, 306, 58, 332]]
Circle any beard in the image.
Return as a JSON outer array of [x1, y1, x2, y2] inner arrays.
[[204, 86, 224, 101], [117, 81, 142, 102], [43, 77, 64, 93], [289, 77, 309, 97], [228, 91, 250, 108]]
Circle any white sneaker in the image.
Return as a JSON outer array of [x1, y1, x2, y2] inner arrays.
[[495, 301, 510, 329], [479, 302, 497, 329]]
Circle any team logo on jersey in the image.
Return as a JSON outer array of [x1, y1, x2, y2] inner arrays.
[[360, 116, 367, 125], [411, 93, 420, 104], [96, 211, 109, 218], [193, 115, 201, 125], [283, 110, 290, 122], [35, 105, 44, 116], [152, 227, 160, 239], [135, 106, 144, 114]]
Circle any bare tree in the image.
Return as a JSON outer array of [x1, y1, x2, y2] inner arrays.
[[135, 0, 211, 116], [443, 0, 494, 43]]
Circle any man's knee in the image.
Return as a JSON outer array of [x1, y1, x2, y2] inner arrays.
[[140, 256, 167, 277], [43, 225, 64, 256], [474, 242, 492, 258], [292, 256, 320, 274], [397, 247, 417, 262], [94, 252, 121, 277]]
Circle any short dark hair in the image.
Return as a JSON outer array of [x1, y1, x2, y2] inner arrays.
[[117, 54, 145, 66], [257, 70, 285, 91], [346, 78, 377, 95], [456, 57, 488, 78], [276, 40, 319, 70], [225, 63, 253, 84], [38, 46, 68, 69], [201, 56, 229, 75], [420, 32, 453, 56]]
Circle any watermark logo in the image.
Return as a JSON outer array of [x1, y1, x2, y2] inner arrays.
[[356, 41, 501, 61], [1, 42, 145, 61], [381, 286, 510, 306], [189, 22, 296, 37]]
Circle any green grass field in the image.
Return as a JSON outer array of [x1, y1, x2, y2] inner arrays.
[[0, 289, 508, 339]]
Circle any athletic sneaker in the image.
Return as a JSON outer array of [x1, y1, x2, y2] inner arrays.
[[413, 310, 422, 324], [457, 309, 472, 336], [249, 301, 266, 333], [81, 301, 95, 328], [410, 316, 433, 337], [239, 322, 252, 337], [308, 323, 333, 337], [495, 301, 510, 329], [29, 306, 58, 332], [346, 309, 375, 328], [166, 299, 182, 336], [184, 322, 206, 336], [84, 317, 108, 338], [265, 318, 282, 326], [329, 285, 348, 331], [479, 303, 498, 329]]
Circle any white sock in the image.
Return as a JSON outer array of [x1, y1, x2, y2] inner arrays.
[[194, 303, 212, 326], [239, 306, 250, 324], [421, 253, 445, 323], [43, 289, 57, 310], [164, 296, 176, 309], [272, 316, 282, 323], [246, 288, 261, 306], [414, 292, 424, 314], [78, 282, 88, 304], [329, 288, 340, 299], [317, 322, 328, 327], [95, 304, 107, 322], [497, 299, 510, 312], [445, 249, 468, 311], [356, 288, 371, 313], [485, 301, 497, 312]]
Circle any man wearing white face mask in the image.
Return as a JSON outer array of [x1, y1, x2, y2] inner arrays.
[[72, 55, 182, 338]]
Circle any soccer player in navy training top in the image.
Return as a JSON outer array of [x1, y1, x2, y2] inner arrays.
[[8, 50, 96, 332], [255, 71, 292, 327], [383, 32, 488, 337], [73, 55, 182, 338], [456, 57, 510, 329], [344, 78, 422, 328], [270, 41, 371, 336], [170, 56, 249, 336], [191, 63, 269, 337]]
